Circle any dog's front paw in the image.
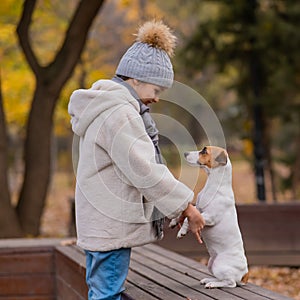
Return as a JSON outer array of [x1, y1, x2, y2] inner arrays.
[[169, 218, 179, 229], [176, 228, 187, 239]]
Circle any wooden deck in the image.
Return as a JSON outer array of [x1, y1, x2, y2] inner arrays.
[[0, 238, 294, 300]]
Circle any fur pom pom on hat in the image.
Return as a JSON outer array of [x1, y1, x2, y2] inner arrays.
[[135, 20, 176, 57], [116, 20, 177, 88]]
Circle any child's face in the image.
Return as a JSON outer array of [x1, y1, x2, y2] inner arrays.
[[133, 81, 165, 105]]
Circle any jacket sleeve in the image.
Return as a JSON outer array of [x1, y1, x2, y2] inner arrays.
[[96, 104, 193, 219]]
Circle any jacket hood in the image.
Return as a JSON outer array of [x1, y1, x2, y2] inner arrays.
[[68, 79, 139, 136]]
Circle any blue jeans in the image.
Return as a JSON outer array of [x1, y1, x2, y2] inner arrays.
[[85, 248, 131, 300]]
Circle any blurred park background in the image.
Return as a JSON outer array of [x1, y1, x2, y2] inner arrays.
[[2, 0, 299, 238], [1, 0, 300, 298]]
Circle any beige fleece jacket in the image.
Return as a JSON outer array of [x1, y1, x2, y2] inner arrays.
[[68, 79, 193, 251]]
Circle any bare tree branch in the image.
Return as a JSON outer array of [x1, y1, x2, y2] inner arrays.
[[47, 0, 105, 88], [16, 0, 41, 77]]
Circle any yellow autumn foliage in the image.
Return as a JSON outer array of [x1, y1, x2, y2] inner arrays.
[[1, 0, 169, 136]]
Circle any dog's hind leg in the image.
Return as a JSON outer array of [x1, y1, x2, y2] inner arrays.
[[201, 212, 216, 226], [169, 217, 180, 228], [200, 277, 219, 285]]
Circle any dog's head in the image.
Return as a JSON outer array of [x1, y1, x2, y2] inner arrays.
[[184, 146, 228, 169]]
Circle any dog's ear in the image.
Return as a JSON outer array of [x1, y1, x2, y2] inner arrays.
[[215, 151, 227, 165], [200, 147, 207, 155]]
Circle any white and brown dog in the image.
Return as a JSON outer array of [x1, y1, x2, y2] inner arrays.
[[170, 146, 249, 288]]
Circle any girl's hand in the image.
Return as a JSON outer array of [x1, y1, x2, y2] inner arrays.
[[182, 204, 205, 243]]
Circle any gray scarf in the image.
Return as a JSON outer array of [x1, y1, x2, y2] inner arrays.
[[112, 76, 165, 239]]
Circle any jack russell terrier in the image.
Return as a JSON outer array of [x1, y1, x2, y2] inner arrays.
[[170, 146, 249, 288]]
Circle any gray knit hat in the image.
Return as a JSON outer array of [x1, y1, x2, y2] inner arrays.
[[116, 20, 177, 88]]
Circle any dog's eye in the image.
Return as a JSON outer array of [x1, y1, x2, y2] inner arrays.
[[200, 147, 207, 155]]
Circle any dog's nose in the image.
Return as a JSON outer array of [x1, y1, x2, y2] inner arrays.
[[184, 152, 188, 158]]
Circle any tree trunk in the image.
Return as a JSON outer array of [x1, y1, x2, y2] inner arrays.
[[0, 73, 23, 237], [16, 86, 56, 235], [264, 120, 277, 202], [13, 0, 105, 236], [292, 133, 300, 199], [248, 0, 266, 201]]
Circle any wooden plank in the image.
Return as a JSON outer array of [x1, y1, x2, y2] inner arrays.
[[126, 269, 186, 300], [55, 247, 87, 298], [143, 244, 294, 300], [0, 252, 54, 274], [242, 283, 294, 300], [56, 246, 174, 300], [219, 286, 280, 300], [56, 245, 86, 270], [123, 282, 159, 300], [133, 247, 244, 300], [133, 245, 210, 276], [56, 246, 161, 300], [246, 252, 300, 266], [132, 250, 250, 300], [0, 274, 54, 296], [0, 238, 64, 253], [145, 243, 210, 272], [56, 276, 86, 300], [130, 259, 215, 300], [0, 240, 56, 299], [0, 296, 55, 300], [237, 204, 300, 252]]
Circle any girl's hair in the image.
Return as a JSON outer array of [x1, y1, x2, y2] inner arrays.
[[116, 74, 131, 81]]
